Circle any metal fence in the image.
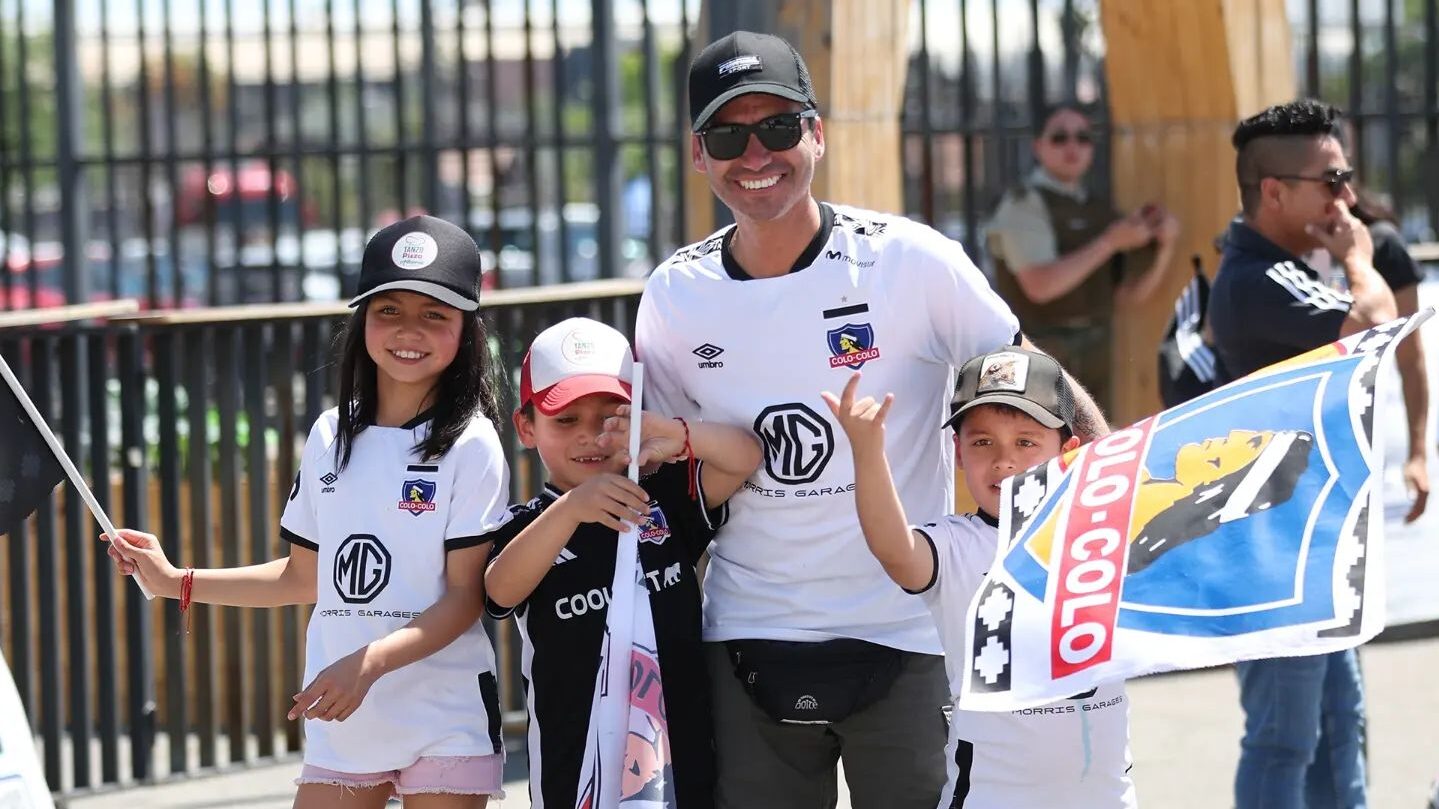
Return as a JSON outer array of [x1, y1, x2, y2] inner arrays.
[[3, 0, 1435, 314], [1, 0, 698, 311], [1293, 0, 1439, 241], [901, 0, 1439, 261], [0, 282, 642, 795], [901, 0, 1112, 253], [4, 0, 1439, 799]]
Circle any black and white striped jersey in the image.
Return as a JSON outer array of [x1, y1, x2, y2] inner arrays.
[[483, 461, 725, 809]]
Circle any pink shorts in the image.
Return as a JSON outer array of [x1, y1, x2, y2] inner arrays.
[[295, 754, 505, 797]]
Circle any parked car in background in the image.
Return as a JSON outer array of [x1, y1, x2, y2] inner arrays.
[[468, 202, 649, 289]]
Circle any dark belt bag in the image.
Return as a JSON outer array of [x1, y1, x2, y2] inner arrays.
[[724, 638, 903, 725]]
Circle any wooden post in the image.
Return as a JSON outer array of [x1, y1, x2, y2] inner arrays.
[[1100, 0, 1295, 427], [683, 0, 910, 243]]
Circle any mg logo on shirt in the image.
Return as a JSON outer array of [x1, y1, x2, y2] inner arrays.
[[754, 403, 834, 485], [333, 534, 392, 604]]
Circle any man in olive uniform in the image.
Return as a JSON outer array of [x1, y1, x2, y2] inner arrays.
[[987, 102, 1180, 412]]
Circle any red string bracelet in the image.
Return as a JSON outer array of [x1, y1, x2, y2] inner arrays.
[[675, 417, 697, 500], [179, 568, 195, 634]]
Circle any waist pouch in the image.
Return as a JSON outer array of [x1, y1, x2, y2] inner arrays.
[[724, 638, 903, 725]]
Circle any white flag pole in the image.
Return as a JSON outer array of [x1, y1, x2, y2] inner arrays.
[[591, 362, 645, 807], [0, 353, 154, 600], [627, 363, 644, 484]]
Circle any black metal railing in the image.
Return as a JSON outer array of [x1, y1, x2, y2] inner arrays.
[[900, 0, 1439, 260], [901, 0, 1113, 254], [1294, 0, 1439, 242], [0, 281, 642, 796], [6, 0, 1434, 312], [0, 0, 698, 311]]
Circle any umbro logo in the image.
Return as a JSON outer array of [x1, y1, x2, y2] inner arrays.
[[321, 472, 338, 494], [693, 343, 725, 369]]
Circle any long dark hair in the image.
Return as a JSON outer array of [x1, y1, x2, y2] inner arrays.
[[332, 301, 503, 471], [1349, 184, 1398, 228]]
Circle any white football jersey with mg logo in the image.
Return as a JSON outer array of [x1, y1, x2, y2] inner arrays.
[[637, 203, 1019, 653], [281, 409, 511, 772]]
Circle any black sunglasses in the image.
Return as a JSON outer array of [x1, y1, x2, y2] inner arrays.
[[1045, 129, 1093, 146], [699, 110, 819, 161], [1270, 168, 1356, 197]]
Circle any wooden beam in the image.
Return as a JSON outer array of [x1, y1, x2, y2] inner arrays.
[[683, 0, 910, 243], [1100, 0, 1294, 427], [0, 299, 140, 329]]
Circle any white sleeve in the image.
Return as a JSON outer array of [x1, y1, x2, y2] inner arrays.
[[635, 280, 700, 420], [910, 228, 1021, 367], [912, 517, 995, 615], [280, 421, 326, 551], [443, 420, 514, 552]]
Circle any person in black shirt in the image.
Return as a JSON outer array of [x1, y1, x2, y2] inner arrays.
[[1208, 99, 1396, 809], [483, 317, 761, 809], [1351, 189, 1429, 522]]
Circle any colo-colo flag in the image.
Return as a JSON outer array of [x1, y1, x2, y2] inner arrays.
[[961, 311, 1430, 711]]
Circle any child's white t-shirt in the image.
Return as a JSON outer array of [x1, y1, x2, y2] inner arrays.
[[911, 513, 1137, 809], [280, 408, 511, 772]]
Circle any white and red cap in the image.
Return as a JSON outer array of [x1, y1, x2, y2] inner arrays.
[[519, 317, 634, 415]]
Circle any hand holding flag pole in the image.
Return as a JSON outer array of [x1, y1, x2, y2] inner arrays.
[[0, 353, 154, 600]]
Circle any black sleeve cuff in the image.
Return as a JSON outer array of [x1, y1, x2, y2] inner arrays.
[[901, 528, 941, 595], [694, 461, 730, 531], [485, 600, 517, 620], [444, 535, 491, 552], [281, 526, 318, 551]]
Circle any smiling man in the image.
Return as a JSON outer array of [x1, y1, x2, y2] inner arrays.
[[635, 30, 1109, 809]]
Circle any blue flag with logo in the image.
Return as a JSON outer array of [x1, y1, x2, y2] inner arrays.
[[960, 311, 1430, 711]]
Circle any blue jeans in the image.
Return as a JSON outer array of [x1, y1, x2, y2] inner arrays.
[[1234, 650, 1367, 809]]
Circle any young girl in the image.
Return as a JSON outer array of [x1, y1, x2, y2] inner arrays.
[[105, 215, 513, 809]]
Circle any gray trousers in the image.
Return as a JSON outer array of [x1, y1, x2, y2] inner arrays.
[[706, 642, 949, 809]]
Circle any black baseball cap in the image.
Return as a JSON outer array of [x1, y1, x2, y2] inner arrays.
[[944, 347, 1076, 434], [348, 215, 482, 312], [688, 31, 818, 132]]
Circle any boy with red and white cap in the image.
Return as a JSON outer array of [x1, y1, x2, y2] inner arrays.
[[482, 317, 761, 809]]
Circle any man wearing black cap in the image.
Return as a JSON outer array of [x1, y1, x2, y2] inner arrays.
[[635, 30, 1109, 809]]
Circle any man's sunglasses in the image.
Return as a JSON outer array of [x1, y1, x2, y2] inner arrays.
[[1270, 168, 1356, 197], [699, 110, 819, 161], [1045, 129, 1093, 146]]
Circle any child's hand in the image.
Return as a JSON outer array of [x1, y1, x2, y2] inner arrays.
[[101, 529, 182, 599], [821, 371, 894, 453], [598, 405, 686, 467], [288, 645, 380, 722], [556, 472, 652, 532]]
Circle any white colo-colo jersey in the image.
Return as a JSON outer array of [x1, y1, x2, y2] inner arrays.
[[280, 408, 511, 773], [637, 203, 1020, 653], [913, 513, 1135, 809]]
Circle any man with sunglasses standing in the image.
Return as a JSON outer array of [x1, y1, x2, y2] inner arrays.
[[635, 31, 1110, 809], [986, 102, 1180, 414], [1209, 99, 1395, 809]]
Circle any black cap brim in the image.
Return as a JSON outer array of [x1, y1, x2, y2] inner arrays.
[[942, 394, 1067, 431], [692, 85, 814, 131], [348, 280, 479, 312]]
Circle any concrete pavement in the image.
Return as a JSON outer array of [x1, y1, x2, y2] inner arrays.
[[62, 635, 1439, 808]]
